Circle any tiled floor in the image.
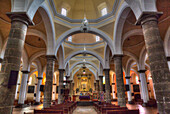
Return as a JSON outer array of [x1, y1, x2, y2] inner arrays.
[[12, 103, 158, 114]]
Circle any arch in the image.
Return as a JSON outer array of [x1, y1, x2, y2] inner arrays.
[[22, 48, 29, 71], [38, 3, 55, 55], [125, 58, 135, 76], [71, 67, 97, 80], [125, 0, 157, 20], [29, 51, 46, 65], [122, 29, 143, 46], [139, 46, 147, 70], [164, 25, 170, 56], [113, 2, 131, 54], [64, 50, 104, 68], [58, 45, 65, 69], [104, 45, 111, 69], [27, 29, 47, 46], [123, 51, 139, 68], [55, 27, 114, 56], [69, 61, 99, 76], [11, 0, 45, 20]]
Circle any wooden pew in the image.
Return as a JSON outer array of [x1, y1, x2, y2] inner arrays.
[[106, 109, 140, 114], [101, 107, 127, 114], [34, 109, 63, 114]]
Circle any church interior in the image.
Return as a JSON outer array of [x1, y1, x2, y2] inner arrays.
[[0, 0, 170, 114]]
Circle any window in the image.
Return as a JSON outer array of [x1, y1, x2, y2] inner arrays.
[[68, 36, 72, 42], [61, 8, 67, 16], [0, 63, 1, 71], [96, 36, 100, 42], [136, 76, 139, 84], [28, 77, 32, 85], [101, 8, 107, 16]]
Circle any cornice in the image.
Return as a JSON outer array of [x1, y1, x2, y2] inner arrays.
[[48, 0, 121, 27]]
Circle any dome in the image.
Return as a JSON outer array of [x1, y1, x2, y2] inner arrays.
[[52, 0, 117, 19]]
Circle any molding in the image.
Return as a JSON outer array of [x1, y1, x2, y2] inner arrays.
[[49, 0, 120, 24], [21, 71, 30, 74], [138, 70, 146, 73]]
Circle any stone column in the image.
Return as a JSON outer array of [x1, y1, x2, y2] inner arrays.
[[0, 13, 33, 113], [114, 55, 126, 107], [138, 14, 170, 113], [34, 83, 37, 101], [15, 83, 20, 100], [18, 71, 29, 106], [72, 82, 75, 95], [125, 76, 133, 104], [99, 75, 103, 92], [96, 80, 99, 92], [35, 77, 43, 104], [112, 83, 116, 99], [104, 69, 111, 103], [94, 82, 96, 91], [52, 84, 57, 101], [43, 56, 55, 108], [58, 69, 65, 104], [138, 70, 149, 105]]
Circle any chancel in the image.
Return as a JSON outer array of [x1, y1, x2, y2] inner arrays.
[[0, 0, 169, 114]]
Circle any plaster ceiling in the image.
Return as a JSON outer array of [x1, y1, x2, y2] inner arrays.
[[53, 0, 116, 19]]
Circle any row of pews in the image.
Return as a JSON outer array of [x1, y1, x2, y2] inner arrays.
[[32, 102, 77, 114], [93, 102, 139, 114]]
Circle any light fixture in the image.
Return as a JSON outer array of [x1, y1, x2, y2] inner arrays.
[[80, 0, 89, 33]]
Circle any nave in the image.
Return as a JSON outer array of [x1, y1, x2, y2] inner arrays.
[[0, 0, 169, 114], [13, 102, 158, 114]]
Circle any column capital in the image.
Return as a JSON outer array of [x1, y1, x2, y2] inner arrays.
[[135, 12, 163, 25], [6, 12, 34, 26], [58, 69, 65, 72], [46, 55, 57, 60], [113, 54, 124, 58], [125, 76, 131, 79], [99, 75, 103, 78], [103, 69, 110, 71], [138, 70, 146, 73], [37, 77, 43, 80], [21, 70, 30, 74]]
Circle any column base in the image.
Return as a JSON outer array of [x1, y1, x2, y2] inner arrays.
[[34, 102, 41, 105], [15, 104, 29, 108], [128, 101, 134, 104]]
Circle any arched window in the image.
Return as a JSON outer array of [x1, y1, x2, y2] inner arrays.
[[68, 36, 72, 42], [61, 8, 67, 16], [136, 76, 139, 84], [28, 77, 32, 85], [103, 76, 105, 84], [96, 36, 100, 42], [101, 8, 107, 16]]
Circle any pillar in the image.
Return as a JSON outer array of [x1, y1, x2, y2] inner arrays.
[[138, 70, 149, 106], [125, 76, 133, 104], [18, 71, 29, 106], [58, 69, 65, 104], [99, 75, 103, 92], [43, 56, 55, 108], [104, 69, 111, 103], [35, 77, 43, 104], [0, 13, 33, 114], [138, 14, 170, 113], [114, 55, 126, 107], [94, 82, 96, 91], [72, 82, 75, 95], [96, 80, 99, 92], [34, 83, 37, 101], [52, 84, 57, 101]]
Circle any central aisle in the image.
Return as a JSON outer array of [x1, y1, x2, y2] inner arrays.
[[73, 106, 97, 114]]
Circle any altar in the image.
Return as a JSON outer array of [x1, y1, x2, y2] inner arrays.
[[79, 95, 90, 101]]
